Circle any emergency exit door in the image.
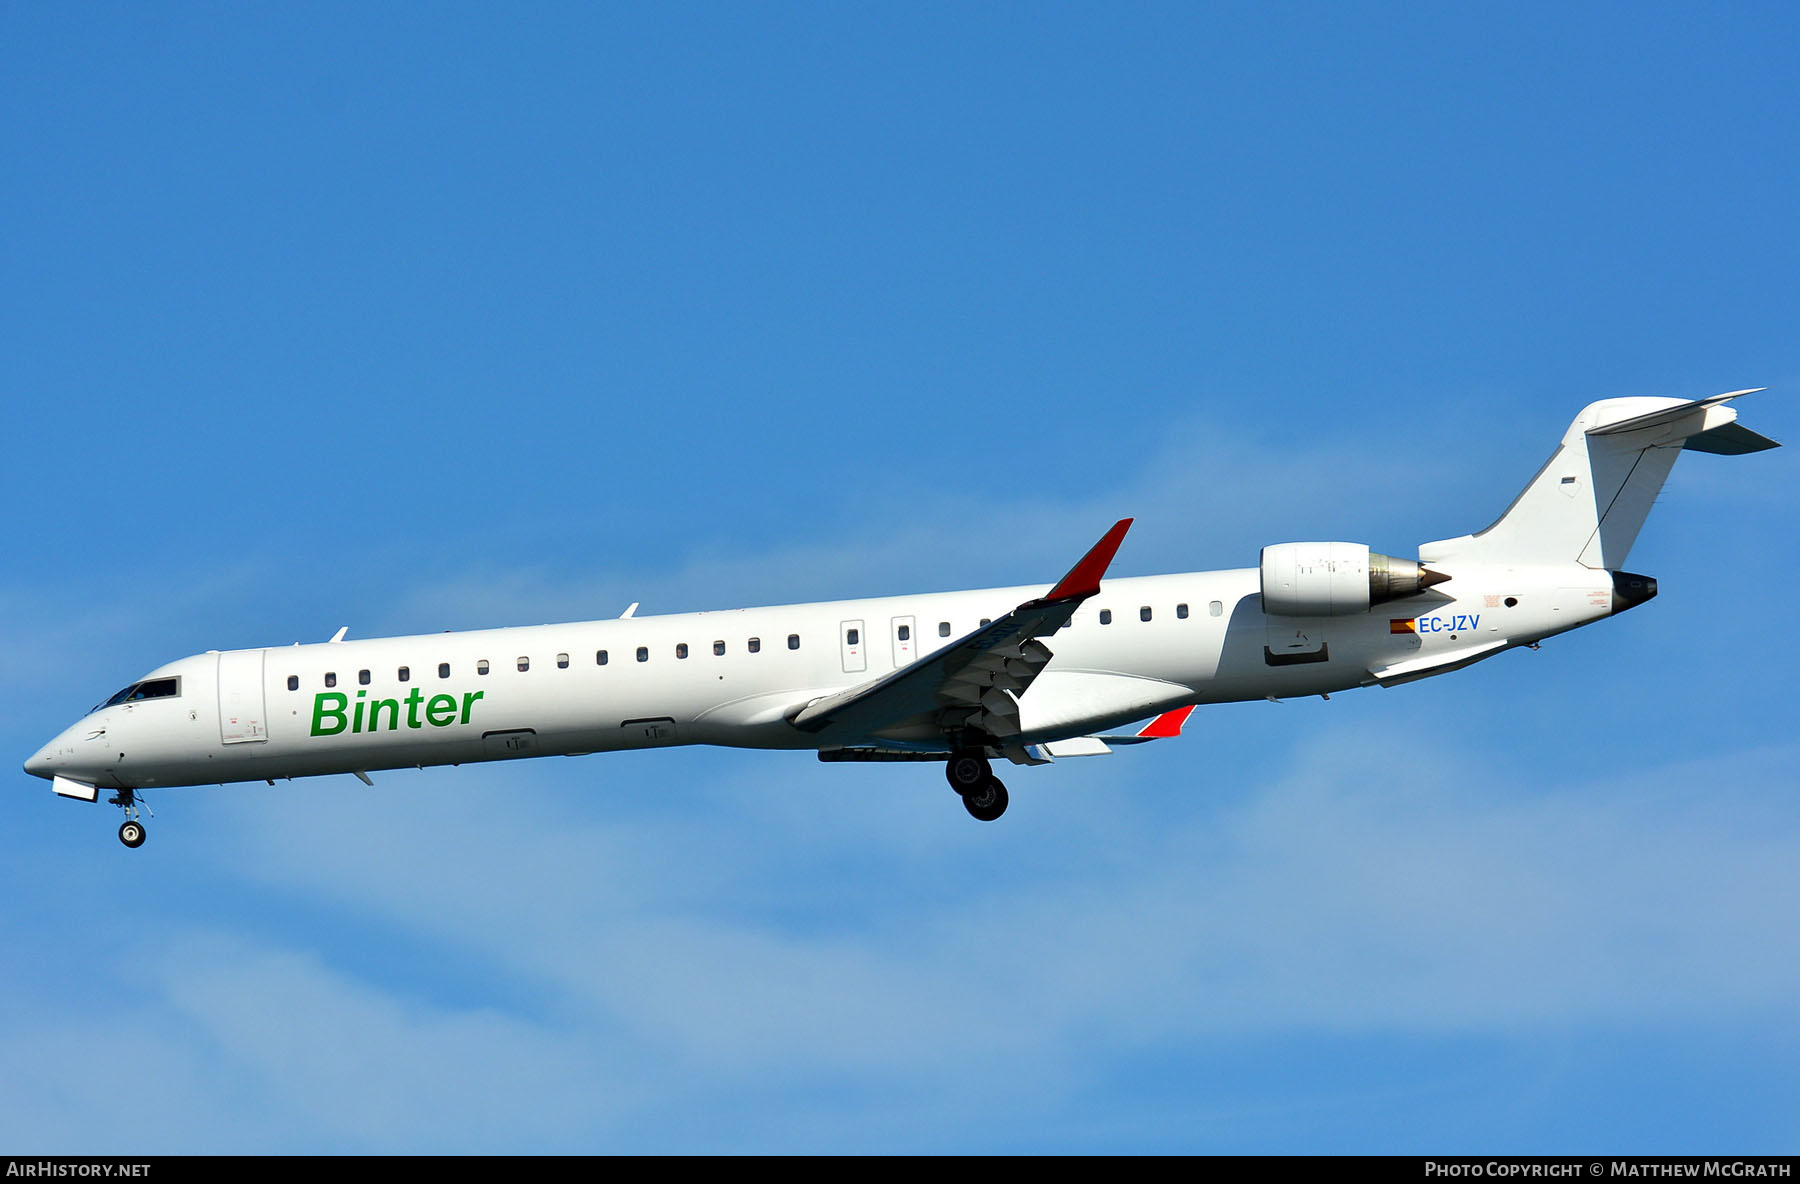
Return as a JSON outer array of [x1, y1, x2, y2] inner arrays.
[[891, 616, 917, 667], [840, 620, 866, 673]]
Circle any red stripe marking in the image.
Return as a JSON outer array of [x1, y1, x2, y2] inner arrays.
[[1137, 704, 1196, 739]]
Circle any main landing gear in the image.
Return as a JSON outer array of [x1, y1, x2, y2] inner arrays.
[[945, 749, 1009, 822], [109, 787, 150, 849]]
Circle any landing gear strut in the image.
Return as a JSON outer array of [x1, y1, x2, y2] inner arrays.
[[109, 787, 149, 849]]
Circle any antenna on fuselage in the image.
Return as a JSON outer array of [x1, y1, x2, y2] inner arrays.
[[328, 626, 349, 643], [620, 603, 639, 619]]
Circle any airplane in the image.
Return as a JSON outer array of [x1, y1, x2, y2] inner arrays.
[[23, 390, 1779, 847]]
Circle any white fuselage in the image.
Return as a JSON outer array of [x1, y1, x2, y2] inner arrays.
[[26, 562, 1616, 793]]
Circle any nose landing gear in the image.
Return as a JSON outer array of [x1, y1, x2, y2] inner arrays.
[[945, 750, 1009, 822], [108, 787, 151, 849]]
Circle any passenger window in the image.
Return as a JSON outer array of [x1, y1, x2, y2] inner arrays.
[[287, 675, 299, 692], [1209, 600, 1223, 617], [675, 643, 688, 659], [846, 628, 860, 646], [713, 641, 725, 656], [939, 621, 951, 637], [399, 666, 410, 682], [358, 669, 371, 686], [325, 672, 337, 688], [438, 663, 451, 679], [478, 660, 490, 675], [897, 625, 910, 641], [748, 637, 761, 653], [980, 618, 991, 627], [788, 634, 800, 650], [596, 650, 608, 666], [517, 657, 529, 672], [557, 653, 569, 669], [636, 647, 649, 663], [1140, 606, 1152, 622], [1177, 603, 1189, 619], [1099, 610, 1112, 625]]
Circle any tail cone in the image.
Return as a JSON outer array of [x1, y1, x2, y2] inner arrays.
[[1611, 571, 1658, 613]]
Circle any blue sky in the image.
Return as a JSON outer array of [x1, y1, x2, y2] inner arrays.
[[3, 3, 1796, 1153]]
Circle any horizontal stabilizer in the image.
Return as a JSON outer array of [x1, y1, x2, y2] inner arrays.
[[1684, 421, 1780, 455], [1586, 388, 1767, 437]]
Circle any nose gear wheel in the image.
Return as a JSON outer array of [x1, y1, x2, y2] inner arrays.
[[108, 787, 152, 849]]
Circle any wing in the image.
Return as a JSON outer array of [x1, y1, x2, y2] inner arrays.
[[790, 519, 1133, 750]]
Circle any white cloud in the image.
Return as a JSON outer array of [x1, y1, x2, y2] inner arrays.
[[4, 396, 1788, 1152], [4, 649, 1791, 1152], [147, 934, 616, 1151], [144, 724, 1800, 1151], [385, 405, 1481, 634]]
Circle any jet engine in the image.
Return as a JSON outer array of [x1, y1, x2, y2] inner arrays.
[[1260, 542, 1448, 616]]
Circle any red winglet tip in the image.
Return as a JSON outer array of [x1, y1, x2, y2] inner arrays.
[[1137, 704, 1196, 739], [1044, 518, 1134, 602]]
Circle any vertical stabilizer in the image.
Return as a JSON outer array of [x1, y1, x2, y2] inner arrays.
[[1420, 390, 1775, 570]]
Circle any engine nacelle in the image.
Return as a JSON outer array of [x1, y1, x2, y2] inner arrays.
[[1260, 542, 1445, 617]]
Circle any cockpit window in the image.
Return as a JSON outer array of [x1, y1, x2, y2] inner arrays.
[[94, 677, 180, 712]]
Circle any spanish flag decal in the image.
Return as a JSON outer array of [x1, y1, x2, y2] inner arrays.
[[1389, 618, 1418, 634]]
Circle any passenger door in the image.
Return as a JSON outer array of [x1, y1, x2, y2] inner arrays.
[[217, 649, 268, 743]]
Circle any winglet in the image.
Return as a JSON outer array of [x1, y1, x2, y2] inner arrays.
[[1042, 518, 1134, 603], [1136, 704, 1196, 739]]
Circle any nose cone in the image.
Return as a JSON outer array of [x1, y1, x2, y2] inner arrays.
[[24, 742, 55, 780]]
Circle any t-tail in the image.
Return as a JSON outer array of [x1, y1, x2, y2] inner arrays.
[[1420, 390, 1779, 590]]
